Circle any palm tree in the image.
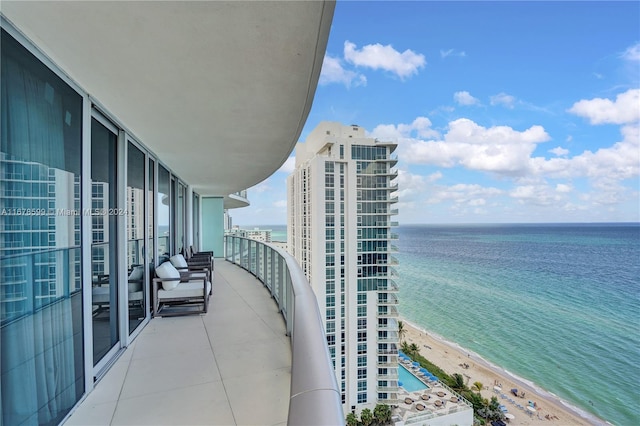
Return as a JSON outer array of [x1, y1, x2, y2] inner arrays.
[[450, 373, 467, 392], [346, 412, 358, 426], [374, 404, 392, 425], [398, 320, 406, 344], [360, 408, 374, 426], [409, 343, 419, 357], [472, 381, 483, 393]]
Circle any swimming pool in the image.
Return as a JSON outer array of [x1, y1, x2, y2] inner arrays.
[[399, 364, 429, 392]]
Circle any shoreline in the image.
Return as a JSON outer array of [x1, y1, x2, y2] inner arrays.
[[401, 318, 609, 426]]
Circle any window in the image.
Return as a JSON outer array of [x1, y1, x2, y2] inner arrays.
[[357, 318, 367, 329], [1, 28, 84, 424], [325, 174, 334, 187]]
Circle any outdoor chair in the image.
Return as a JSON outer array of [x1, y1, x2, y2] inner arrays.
[[170, 254, 211, 282], [152, 261, 211, 317]]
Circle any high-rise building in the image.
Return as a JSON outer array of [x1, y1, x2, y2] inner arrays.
[[288, 121, 400, 412]]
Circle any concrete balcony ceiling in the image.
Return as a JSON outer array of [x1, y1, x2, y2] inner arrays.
[[2, 0, 334, 197]]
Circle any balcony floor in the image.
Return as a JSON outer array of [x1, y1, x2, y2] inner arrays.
[[65, 261, 291, 426]]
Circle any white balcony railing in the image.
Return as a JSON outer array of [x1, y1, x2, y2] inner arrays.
[[224, 236, 343, 425]]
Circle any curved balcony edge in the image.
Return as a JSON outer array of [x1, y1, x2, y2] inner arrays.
[[224, 236, 344, 426]]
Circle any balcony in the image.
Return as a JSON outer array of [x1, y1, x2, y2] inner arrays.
[[65, 238, 342, 425], [378, 305, 399, 318], [378, 293, 399, 305], [377, 383, 400, 393]]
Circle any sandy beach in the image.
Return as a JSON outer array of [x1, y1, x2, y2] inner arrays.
[[401, 319, 607, 426]]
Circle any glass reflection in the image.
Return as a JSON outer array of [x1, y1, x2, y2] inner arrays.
[[91, 118, 119, 365], [177, 183, 185, 254], [148, 159, 155, 267], [1, 28, 85, 424], [158, 165, 170, 262], [127, 142, 145, 333]]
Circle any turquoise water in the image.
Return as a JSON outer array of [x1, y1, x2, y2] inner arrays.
[[399, 364, 429, 392], [397, 224, 640, 426]]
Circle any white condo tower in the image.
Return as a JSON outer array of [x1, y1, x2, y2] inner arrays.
[[287, 122, 399, 413]]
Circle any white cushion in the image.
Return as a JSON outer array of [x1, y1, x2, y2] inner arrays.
[[157, 280, 211, 299], [155, 262, 180, 290], [128, 265, 144, 281], [170, 254, 188, 268]]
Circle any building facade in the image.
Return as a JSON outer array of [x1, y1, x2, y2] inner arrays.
[[0, 2, 334, 424], [287, 122, 400, 413]]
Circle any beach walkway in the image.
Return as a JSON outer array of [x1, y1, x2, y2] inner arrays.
[[65, 261, 291, 425]]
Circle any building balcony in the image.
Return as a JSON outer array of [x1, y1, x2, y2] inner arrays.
[[377, 358, 398, 368], [388, 255, 399, 265], [65, 240, 342, 425], [377, 372, 399, 380], [377, 384, 400, 393], [378, 293, 399, 305], [378, 305, 399, 318]]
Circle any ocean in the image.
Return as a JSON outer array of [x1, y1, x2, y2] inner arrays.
[[397, 224, 640, 425], [254, 223, 640, 425]]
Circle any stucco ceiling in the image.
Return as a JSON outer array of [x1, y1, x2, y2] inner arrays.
[[2, 0, 334, 198]]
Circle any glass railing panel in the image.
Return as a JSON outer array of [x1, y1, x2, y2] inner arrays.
[[224, 236, 342, 425]]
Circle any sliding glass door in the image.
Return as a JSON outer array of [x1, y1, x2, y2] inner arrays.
[[158, 165, 171, 261], [1, 28, 85, 425], [90, 116, 119, 366], [126, 141, 146, 334]]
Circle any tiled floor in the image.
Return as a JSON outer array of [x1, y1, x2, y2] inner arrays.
[[65, 261, 292, 426]]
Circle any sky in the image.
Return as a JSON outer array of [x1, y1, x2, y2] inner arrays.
[[231, 1, 640, 226]]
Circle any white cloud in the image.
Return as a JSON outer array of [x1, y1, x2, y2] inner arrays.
[[370, 117, 440, 140], [343, 41, 426, 79], [568, 88, 640, 125], [428, 183, 503, 205], [490, 92, 516, 109], [556, 184, 573, 193], [532, 123, 639, 183], [278, 156, 296, 174], [510, 184, 563, 206], [622, 42, 640, 61], [273, 200, 287, 208], [400, 118, 550, 175], [453, 91, 480, 106], [468, 198, 486, 206], [440, 49, 466, 58], [319, 55, 366, 87], [251, 179, 271, 193], [549, 146, 569, 156]]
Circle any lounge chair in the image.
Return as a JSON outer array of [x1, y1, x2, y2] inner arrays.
[[170, 254, 212, 282], [153, 261, 211, 317]]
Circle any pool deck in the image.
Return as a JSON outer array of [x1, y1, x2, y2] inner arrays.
[[64, 260, 291, 425], [396, 359, 473, 423]]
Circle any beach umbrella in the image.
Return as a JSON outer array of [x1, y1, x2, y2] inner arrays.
[[504, 413, 515, 420], [412, 361, 419, 367]]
